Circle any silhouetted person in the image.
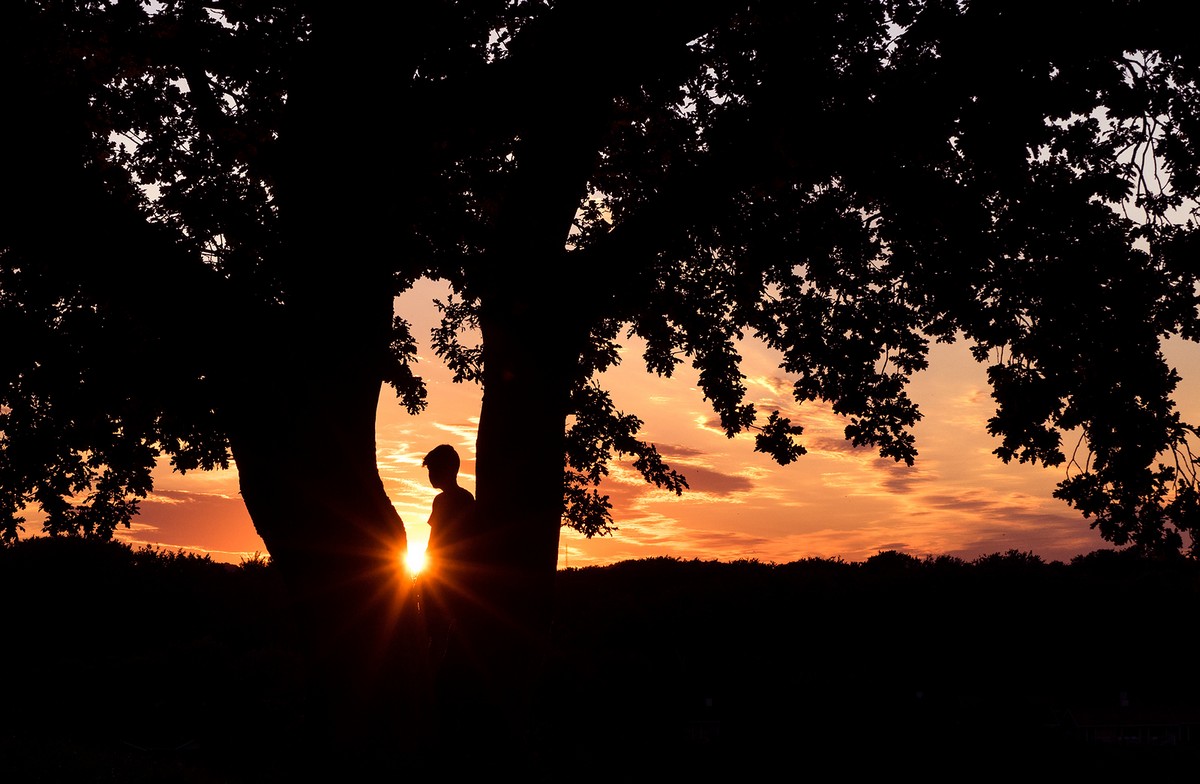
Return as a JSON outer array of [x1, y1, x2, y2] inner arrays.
[[417, 444, 491, 752], [419, 444, 476, 668]]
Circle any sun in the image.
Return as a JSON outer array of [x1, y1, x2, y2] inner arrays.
[[404, 545, 427, 576]]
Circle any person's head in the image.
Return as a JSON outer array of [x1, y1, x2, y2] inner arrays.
[[422, 444, 460, 489]]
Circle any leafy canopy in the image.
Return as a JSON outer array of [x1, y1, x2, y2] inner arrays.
[[2, 0, 1200, 555]]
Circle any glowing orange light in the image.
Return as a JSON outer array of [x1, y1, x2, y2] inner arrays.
[[404, 545, 427, 576]]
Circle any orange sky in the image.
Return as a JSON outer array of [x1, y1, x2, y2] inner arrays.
[[116, 277, 1200, 567]]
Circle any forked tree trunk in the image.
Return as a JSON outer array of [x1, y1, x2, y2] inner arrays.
[[220, 5, 604, 763]]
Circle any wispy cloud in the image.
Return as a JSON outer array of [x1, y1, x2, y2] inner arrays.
[[668, 464, 754, 496], [431, 420, 480, 447], [121, 487, 264, 562], [655, 443, 705, 459], [807, 436, 876, 455]]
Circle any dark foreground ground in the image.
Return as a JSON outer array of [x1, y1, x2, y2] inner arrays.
[[4, 539, 1200, 782]]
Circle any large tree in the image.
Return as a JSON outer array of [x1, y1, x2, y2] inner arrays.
[[4, 0, 1200, 759]]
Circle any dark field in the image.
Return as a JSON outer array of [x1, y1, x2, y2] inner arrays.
[[4, 539, 1200, 782]]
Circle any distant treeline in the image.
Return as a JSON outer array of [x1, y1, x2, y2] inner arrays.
[[4, 538, 1200, 782], [548, 549, 1200, 779]]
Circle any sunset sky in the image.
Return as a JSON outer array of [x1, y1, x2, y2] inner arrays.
[[116, 277, 1200, 568]]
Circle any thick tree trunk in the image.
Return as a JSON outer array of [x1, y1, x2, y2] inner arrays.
[[220, 7, 430, 759], [476, 307, 578, 617], [434, 291, 585, 761], [227, 340, 425, 761], [444, 46, 612, 756]]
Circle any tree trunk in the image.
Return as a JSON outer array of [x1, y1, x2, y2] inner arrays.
[[442, 49, 611, 757], [226, 336, 426, 762], [439, 294, 583, 761], [220, 7, 430, 760]]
